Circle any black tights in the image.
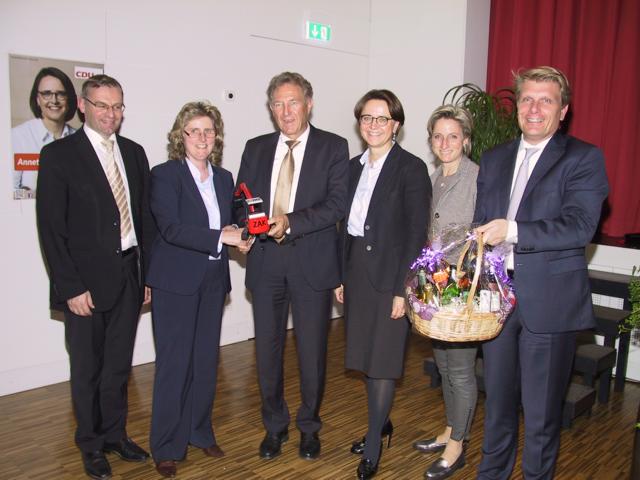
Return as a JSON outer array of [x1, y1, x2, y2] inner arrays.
[[363, 376, 396, 463]]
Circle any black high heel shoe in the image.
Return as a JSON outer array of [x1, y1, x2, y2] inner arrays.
[[350, 419, 393, 454], [356, 442, 383, 479], [357, 457, 378, 479]]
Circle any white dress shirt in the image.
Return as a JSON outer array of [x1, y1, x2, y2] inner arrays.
[[269, 124, 311, 216], [84, 125, 138, 250], [347, 146, 392, 237], [11, 118, 75, 192], [185, 158, 223, 260]]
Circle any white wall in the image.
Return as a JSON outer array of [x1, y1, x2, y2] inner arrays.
[[0, 0, 490, 395], [369, 0, 490, 171]]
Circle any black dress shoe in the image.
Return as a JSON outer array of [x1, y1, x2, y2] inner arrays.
[[350, 419, 393, 454], [424, 452, 465, 479], [81, 450, 112, 480], [357, 456, 379, 479], [259, 429, 289, 459], [299, 432, 320, 459], [413, 436, 447, 454], [103, 437, 150, 462]]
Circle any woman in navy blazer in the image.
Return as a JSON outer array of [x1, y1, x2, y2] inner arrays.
[[335, 90, 431, 479], [146, 101, 248, 478]]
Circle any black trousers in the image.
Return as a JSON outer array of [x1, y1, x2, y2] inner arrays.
[[250, 241, 332, 434], [64, 253, 142, 452], [150, 261, 226, 462]]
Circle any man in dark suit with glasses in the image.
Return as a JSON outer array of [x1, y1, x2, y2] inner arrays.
[[37, 74, 156, 480]]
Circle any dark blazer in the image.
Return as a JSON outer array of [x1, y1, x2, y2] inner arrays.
[[36, 128, 155, 312], [236, 124, 349, 291], [342, 143, 432, 297], [146, 159, 233, 296], [474, 132, 609, 333]]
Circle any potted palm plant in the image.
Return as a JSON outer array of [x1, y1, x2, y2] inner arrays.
[[621, 267, 640, 333], [442, 83, 520, 163]]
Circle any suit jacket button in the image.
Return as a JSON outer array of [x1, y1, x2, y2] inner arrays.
[[434, 212, 440, 219], [365, 225, 370, 230], [366, 245, 372, 252], [116, 248, 121, 254]]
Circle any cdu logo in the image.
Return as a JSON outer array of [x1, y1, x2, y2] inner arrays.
[[74, 66, 103, 79]]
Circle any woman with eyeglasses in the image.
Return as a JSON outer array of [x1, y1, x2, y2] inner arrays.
[[335, 89, 431, 479], [11, 67, 78, 197], [146, 101, 252, 478], [411, 104, 479, 480]]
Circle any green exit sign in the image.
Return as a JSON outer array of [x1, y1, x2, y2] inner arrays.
[[306, 21, 331, 42]]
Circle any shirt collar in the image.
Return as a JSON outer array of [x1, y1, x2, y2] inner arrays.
[[278, 123, 310, 145], [84, 124, 116, 149], [519, 134, 553, 153], [185, 157, 213, 185], [359, 143, 394, 169], [35, 119, 73, 143]]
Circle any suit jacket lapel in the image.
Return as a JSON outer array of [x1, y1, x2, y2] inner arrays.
[[520, 132, 566, 205], [178, 160, 210, 223], [117, 135, 140, 220], [293, 125, 317, 211], [499, 140, 520, 216], [432, 157, 469, 211], [367, 143, 402, 213], [212, 166, 230, 226], [75, 129, 117, 209], [260, 133, 280, 215], [346, 155, 365, 219]]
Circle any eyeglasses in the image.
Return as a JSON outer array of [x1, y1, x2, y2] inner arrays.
[[184, 128, 216, 139], [38, 90, 68, 101], [360, 115, 392, 126], [83, 97, 125, 113]]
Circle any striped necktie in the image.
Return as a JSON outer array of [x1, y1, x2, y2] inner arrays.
[[102, 139, 133, 239]]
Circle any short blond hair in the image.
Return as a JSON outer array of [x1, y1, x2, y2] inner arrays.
[[514, 66, 571, 107], [426, 104, 473, 157]]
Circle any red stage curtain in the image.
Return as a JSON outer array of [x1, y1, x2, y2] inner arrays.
[[487, 0, 640, 237]]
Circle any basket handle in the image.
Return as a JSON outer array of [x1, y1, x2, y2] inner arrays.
[[455, 233, 484, 313]]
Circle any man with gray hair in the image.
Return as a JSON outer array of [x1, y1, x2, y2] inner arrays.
[[236, 71, 349, 461]]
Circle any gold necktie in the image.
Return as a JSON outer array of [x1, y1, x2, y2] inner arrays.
[[272, 140, 299, 217], [102, 139, 133, 239]]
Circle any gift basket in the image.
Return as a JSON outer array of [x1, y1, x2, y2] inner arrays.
[[405, 224, 515, 342]]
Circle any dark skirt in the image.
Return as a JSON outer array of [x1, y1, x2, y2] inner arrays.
[[344, 236, 410, 379]]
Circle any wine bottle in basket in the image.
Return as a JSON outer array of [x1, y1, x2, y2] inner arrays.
[[441, 267, 461, 305]]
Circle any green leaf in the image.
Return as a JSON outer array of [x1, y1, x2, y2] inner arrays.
[[620, 266, 640, 333], [442, 83, 520, 164]]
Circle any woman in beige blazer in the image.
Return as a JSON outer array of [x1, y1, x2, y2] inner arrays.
[[413, 105, 479, 480]]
